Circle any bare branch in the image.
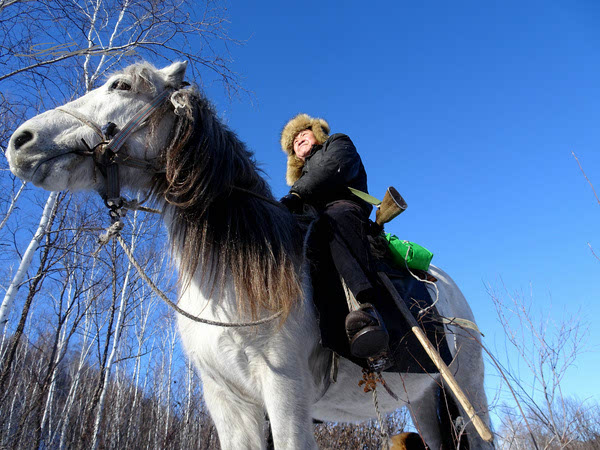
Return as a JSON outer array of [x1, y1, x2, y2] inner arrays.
[[572, 151, 599, 207]]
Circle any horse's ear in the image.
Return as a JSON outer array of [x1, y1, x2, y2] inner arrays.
[[160, 61, 188, 88]]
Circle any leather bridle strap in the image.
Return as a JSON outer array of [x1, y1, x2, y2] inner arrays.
[[58, 88, 171, 155], [56, 107, 105, 140], [56, 89, 172, 221], [105, 89, 171, 153]]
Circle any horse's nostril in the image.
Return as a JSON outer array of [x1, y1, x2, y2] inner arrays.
[[14, 131, 34, 149]]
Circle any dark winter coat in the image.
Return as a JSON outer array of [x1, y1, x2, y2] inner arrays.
[[289, 133, 371, 213]]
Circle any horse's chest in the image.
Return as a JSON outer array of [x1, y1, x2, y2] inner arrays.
[[179, 320, 275, 390]]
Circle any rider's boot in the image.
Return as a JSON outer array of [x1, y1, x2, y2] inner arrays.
[[345, 303, 389, 359]]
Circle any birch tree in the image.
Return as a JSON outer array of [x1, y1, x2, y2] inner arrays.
[[0, 0, 243, 447], [90, 208, 141, 449], [0, 192, 58, 334]]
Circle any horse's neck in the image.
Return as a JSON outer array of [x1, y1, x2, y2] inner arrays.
[[161, 205, 243, 317]]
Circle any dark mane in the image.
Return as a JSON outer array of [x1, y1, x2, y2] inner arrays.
[[152, 87, 304, 320]]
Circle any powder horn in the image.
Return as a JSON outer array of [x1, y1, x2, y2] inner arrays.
[[375, 186, 407, 227]]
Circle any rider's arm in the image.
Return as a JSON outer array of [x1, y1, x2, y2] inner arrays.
[[290, 133, 362, 202]]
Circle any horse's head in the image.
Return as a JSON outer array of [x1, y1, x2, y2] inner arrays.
[[6, 61, 188, 193], [8, 60, 308, 326]]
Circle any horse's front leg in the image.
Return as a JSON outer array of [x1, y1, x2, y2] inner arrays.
[[201, 375, 267, 450], [261, 367, 319, 449]]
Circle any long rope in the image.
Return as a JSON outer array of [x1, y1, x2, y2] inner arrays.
[[115, 234, 283, 327], [372, 386, 390, 450], [95, 186, 289, 327]]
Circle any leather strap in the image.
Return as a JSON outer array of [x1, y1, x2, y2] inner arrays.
[[105, 89, 171, 153]]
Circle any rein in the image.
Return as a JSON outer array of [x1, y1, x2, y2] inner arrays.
[[94, 202, 285, 328], [93, 206, 285, 328], [99, 178, 291, 328], [115, 233, 283, 327]]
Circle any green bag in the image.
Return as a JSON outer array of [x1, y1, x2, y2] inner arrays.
[[384, 233, 434, 271]]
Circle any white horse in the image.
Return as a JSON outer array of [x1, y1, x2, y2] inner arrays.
[[6, 61, 493, 449]]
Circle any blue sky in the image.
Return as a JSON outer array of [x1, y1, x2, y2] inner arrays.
[[199, 1, 600, 407]]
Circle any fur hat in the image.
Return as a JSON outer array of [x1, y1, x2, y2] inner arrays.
[[280, 113, 330, 186]]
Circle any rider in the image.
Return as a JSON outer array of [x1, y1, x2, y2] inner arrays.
[[279, 113, 388, 359]]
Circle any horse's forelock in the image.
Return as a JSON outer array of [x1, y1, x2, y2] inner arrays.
[[154, 89, 304, 321]]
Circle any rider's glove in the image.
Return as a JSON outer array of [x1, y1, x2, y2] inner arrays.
[[280, 193, 303, 214]]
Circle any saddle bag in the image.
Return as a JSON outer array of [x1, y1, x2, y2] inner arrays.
[[384, 233, 433, 272]]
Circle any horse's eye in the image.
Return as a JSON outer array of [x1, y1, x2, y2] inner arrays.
[[110, 80, 132, 91]]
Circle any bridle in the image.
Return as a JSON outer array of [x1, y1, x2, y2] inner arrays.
[[57, 88, 172, 222], [57, 86, 287, 224], [52, 85, 295, 328]]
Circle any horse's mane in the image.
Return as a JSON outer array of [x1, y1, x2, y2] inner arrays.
[[152, 85, 304, 320]]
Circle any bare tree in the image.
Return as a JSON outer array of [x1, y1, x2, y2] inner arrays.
[[497, 398, 600, 449], [572, 152, 599, 263], [488, 280, 593, 449], [0, 1, 245, 448], [0, 191, 58, 335]]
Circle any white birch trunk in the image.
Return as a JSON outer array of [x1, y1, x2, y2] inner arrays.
[[162, 328, 177, 445], [90, 0, 130, 84], [40, 279, 75, 440], [184, 359, 194, 448], [90, 210, 139, 450], [0, 180, 26, 233], [124, 292, 155, 446], [111, 365, 124, 449], [140, 338, 157, 447], [82, 0, 102, 90], [0, 191, 58, 335], [4, 379, 20, 447], [58, 264, 99, 450]]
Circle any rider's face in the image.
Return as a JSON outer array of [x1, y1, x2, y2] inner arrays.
[[293, 129, 317, 161]]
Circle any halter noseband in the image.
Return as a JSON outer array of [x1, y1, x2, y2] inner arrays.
[[57, 89, 171, 222]]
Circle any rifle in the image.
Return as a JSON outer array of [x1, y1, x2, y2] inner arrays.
[[348, 186, 407, 233], [350, 185, 493, 442]]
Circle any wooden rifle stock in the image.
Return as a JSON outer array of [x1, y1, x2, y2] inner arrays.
[[378, 272, 494, 443]]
